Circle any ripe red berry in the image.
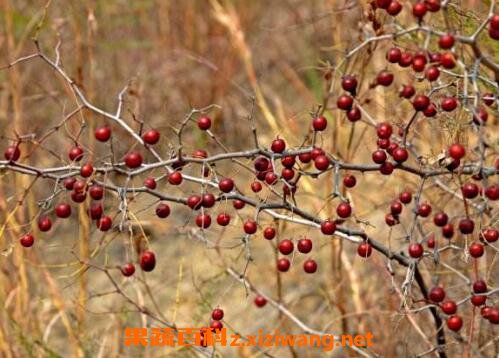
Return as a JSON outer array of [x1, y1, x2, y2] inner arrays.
[[168, 171, 183, 185], [385, 213, 398, 226], [357, 242, 372, 258], [212, 308, 224, 321], [263, 227, 276, 240], [347, 107, 361, 122], [413, 95, 430, 111], [278, 239, 294, 255], [400, 85, 415, 98], [482, 93, 495, 106], [390, 201, 403, 215], [423, 103, 437, 117], [380, 162, 395, 175], [202, 193, 216, 208], [254, 157, 270, 171], [480, 228, 498, 243], [343, 175, 356, 188], [372, 150, 387, 164], [251, 181, 262, 193], [377, 71, 394, 86], [195, 214, 211, 229], [232, 199, 245, 210], [336, 202, 352, 218], [408, 243, 424, 258], [425, 66, 440, 81], [88, 203, 103, 220], [440, 52, 455, 69], [399, 191, 412, 204], [461, 182, 479, 199], [458, 218, 474, 234], [321, 220, 336, 235], [281, 168, 294, 181], [254, 295, 267, 307], [298, 152, 312, 163], [265, 172, 278, 185], [487, 309, 499, 324], [271, 138, 286, 153], [337, 94, 353, 110], [142, 129, 160, 145], [412, 2, 427, 18], [95, 126, 111, 142], [375, 0, 391, 9], [277, 258, 291, 272], [68, 146, 84, 162], [441, 301, 457, 315], [38, 216, 52, 232], [441, 97, 458, 112], [448, 143, 465, 160], [297, 238, 312, 254], [485, 185, 499, 201], [427, 234, 436, 248], [392, 147, 408, 163], [71, 191, 87, 203], [216, 213, 231, 226], [64, 177, 77, 190], [55, 203, 72, 218], [20, 234, 34, 247], [144, 177, 157, 190], [433, 212, 448, 227], [89, 184, 104, 200], [97, 215, 112, 231], [442, 223, 454, 239], [447, 315, 463, 331], [471, 295, 487, 306], [124, 151, 143, 168], [80, 163, 94, 178], [303, 259, 317, 274], [472, 107, 488, 125], [121, 263, 135, 277], [429, 286, 446, 303], [187, 195, 202, 210], [376, 122, 393, 139], [469, 242, 484, 258], [387, 0, 402, 16], [341, 75, 357, 93], [156, 203, 171, 218], [438, 34, 455, 49], [425, 0, 441, 12], [243, 220, 257, 234], [197, 116, 212, 130], [473, 280, 487, 294], [412, 55, 426, 72], [4, 145, 20, 162], [386, 47, 402, 63], [312, 116, 327, 131], [218, 178, 234, 193], [310, 147, 325, 160], [140, 250, 156, 272], [418, 203, 432, 217], [314, 155, 330, 171], [399, 52, 413, 67], [490, 14, 499, 30]]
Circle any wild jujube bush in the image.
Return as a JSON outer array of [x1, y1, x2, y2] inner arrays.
[[0, 0, 498, 357]]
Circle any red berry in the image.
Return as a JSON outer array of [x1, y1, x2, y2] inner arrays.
[[97, 215, 112, 231], [473, 280, 487, 294], [55, 203, 72, 218], [429, 286, 446, 302], [140, 250, 156, 272], [71, 191, 87, 203], [441, 97, 458, 112], [440, 52, 455, 69], [343, 175, 356, 188], [480, 228, 498, 243], [485, 185, 499, 201], [254, 157, 270, 171], [312, 116, 327, 131], [461, 182, 479, 198], [314, 155, 330, 171], [458, 218, 474, 234], [278, 239, 294, 255], [423, 103, 437, 117], [413, 95, 430, 111], [483, 93, 495, 106], [68, 146, 84, 162], [88, 203, 103, 220], [281, 168, 294, 181], [80, 163, 94, 178], [433, 212, 448, 227], [195, 214, 211, 229], [271, 138, 286, 153], [471, 295, 487, 306], [372, 150, 387, 164], [446, 315, 463, 331], [469, 242, 484, 258], [121, 263, 135, 277], [277, 258, 291, 272], [202, 193, 216, 208], [297, 238, 312, 254], [448, 143, 465, 160], [281, 155, 295, 168], [385, 213, 398, 226], [219, 178, 234, 193], [337, 94, 353, 110], [408, 243, 424, 258], [386, 47, 402, 63], [418, 203, 432, 217], [379, 162, 394, 175], [64, 177, 77, 190], [197, 116, 212, 130], [387, 0, 402, 16], [251, 181, 262, 193], [298, 152, 312, 163], [357, 242, 372, 258], [441, 301, 457, 315], [212, 308, 224, 321], [341, 75, 357, 93], [95, 126, 111, 142], [156, 203, 171, 218], [263, 227, 276, 240], [412, 2, 427, 18], [124, 151, 143, 168], [216, 213, 231, 226], [427, 234, 436, 248], [254, 295, 267, 307], [376, 122, 393, 139], [20, 234, 34, 247], [399, 52, 413, 67], [168, 171, 183, 185], [390, 201, 403, 215], [425, 66, 440, 81], [347, 107, 361, 122], [265, 172, 278, 185], [377, 71, 394, 86], [4, 145, 20, 161], [425, 0, 441, 12], [311, 147, 325, 160], [187, 195, 202, 210], [399, 191, 412, 204], [412, 55, 427, 72], [142, 129, 160, 145], [439, 34, 455, 49], [144, 177, 157, 190], [243, 220, 257, 234], [442, 224, 454, 239], [490, 14, 499, 30], [303, 259, 317, 274], [472, 107, 488, 125], [376, 0, 391, 9], [321, 220, 336, 235], [392, 147, 408, 163], [233, 199, 245, 210], [38, 216, 52, 232], [400, 85, 415, 98], [336, 202, 352, 218], [89, 185, 104, 200], [487, 309, 499, 324]]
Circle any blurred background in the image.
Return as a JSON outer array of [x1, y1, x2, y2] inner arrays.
[[0, 0, 497, 357]]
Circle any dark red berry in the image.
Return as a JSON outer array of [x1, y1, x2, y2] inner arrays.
[[278, 239, 294, 255], [140, 250, 156, 271], [243, 220, 257, 234], [95, 126, 111, 142], [124, 151, 143, 168], [277, 258, 291, 272], [303, 259, 317, 274], [271, 138, 286, 153], [121, 263, 135, 277], [263, 227, 276, 240], [447, 315, 463, 331], [357, 242, 372, 258], [20, 234, 34, 247], [156, 203, 171, 218], [429, 286, 446, 302], [55, 203, 72, 218], [197, 117, 212, 130], [195, 214, 211, 229], [216, 213, 231, 226], [142, 129, 160, 145]]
